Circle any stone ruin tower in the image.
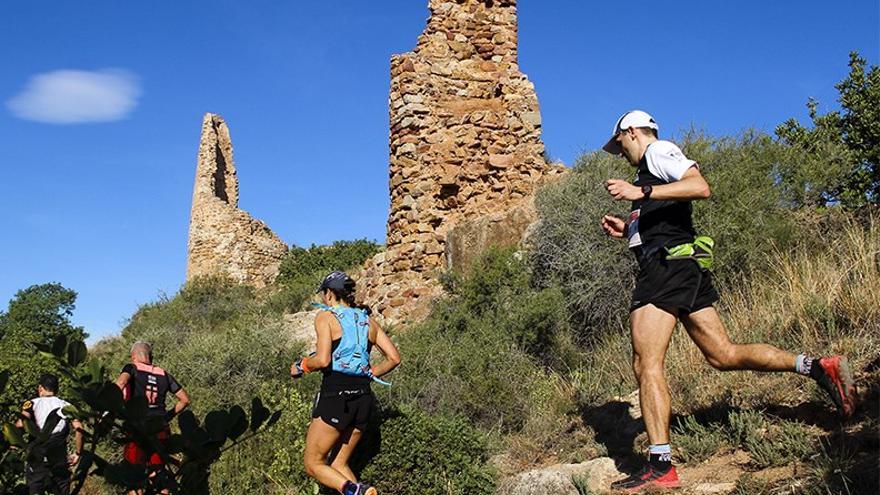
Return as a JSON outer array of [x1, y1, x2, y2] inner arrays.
[[359, 0, 564, 323], [186, 113, 287, 288]]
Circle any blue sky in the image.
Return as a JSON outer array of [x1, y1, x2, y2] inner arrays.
[[1, 1, 877, 342]]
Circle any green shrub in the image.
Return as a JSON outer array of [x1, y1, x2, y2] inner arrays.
[[278, 239, 382, 284], [532, 132, 801, 342], [0, 283, 86, 422], [571, 473, 594, 495], [726, 410, 815, 469], [745, 418, 814, 469], [681, 131, 797, 283], [672, 415, 727, 463], [91, 276, 309, 493], [732, 474, 773, 495], [385, 249, 575, 436], [776, 52, 879, 207], [531, 152, 634, 337], [358, 405, 496, 495], [269, 239, 382, 314], [209, 383, 315, 495]]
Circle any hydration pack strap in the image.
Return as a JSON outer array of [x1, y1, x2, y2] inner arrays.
[[665, 235, 715, 270], [372, 376, 392, 386]]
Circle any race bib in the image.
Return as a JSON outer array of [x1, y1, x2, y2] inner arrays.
[[627, 209, 642, 248]]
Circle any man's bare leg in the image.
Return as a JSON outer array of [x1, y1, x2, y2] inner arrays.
[[630, 304, 679, 445], [681, 307, 795, 372]]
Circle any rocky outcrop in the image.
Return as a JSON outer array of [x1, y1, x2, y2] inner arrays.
[[186, 113, 287, 288], [359, 0, 565, 324], [495, 458, 623, 495], [281, 309, 320, 349], [445, 195, 538, 275]]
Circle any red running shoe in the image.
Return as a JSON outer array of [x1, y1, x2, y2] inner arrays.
[[815, 356, 857, 419], [611, 464, 680, 492]]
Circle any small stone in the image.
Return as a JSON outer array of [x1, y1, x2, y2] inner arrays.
[[488, 153, 515, 168], [522, 111, 542, 126]]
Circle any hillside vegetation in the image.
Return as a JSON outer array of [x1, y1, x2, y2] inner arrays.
[[0, 53, 877, 494]]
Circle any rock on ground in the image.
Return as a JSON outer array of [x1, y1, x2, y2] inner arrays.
[[494, 458, 622, 495]]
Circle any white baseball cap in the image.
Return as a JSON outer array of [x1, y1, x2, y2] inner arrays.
[[602, 110, 659, 154]]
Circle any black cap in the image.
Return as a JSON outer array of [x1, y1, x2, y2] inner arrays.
[[317, 271, 355, 293]]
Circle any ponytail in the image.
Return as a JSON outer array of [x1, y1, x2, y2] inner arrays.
[[329, 287, 372, 316]]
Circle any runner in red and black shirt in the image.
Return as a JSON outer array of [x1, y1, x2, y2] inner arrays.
[[115, 341, 189, 495]]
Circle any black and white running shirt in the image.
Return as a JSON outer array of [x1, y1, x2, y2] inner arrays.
[[628, 140, 699, 253], [22, 396, 71, 457], [22, 396, 71, 434]]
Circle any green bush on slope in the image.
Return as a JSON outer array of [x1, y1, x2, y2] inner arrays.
[[269, 239, 383, 313], [92, 276, 310, 494], [357, 405, 497, 495]]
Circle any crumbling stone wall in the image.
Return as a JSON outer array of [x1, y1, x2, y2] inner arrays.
[[359, 0, 564, 324], [186, 113, 288, 288]]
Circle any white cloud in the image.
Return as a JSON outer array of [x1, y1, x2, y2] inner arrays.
[[6, 69, 141, 124]]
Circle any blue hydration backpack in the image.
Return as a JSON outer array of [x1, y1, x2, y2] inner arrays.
[[312, 303, 392, 386], [329, 305, 372, 376]]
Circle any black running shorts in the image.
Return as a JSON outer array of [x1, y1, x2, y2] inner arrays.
[[26, 460, 71, 495], [312, 389, 374, 431], [631, 256, 719, 314]]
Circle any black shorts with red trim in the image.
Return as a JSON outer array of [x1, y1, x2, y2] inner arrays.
[[312, 388, 374, 431], [123, 425, 170, 466], [631, 255, 719, 314]]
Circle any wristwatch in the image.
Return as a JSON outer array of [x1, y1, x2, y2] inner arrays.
[[641, 184, 653, 199]]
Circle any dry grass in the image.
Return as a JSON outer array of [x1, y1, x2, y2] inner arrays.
[[668, 217, 880, 411], [575, 217, 880, 413]]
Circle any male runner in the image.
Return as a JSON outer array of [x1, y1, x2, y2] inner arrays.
[[599, 110, 856, 492], [17, 374, 84, 495], [115, 341, 190, 494]]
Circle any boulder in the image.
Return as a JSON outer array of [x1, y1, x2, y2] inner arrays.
[[445, 197, 538, 275], [281, 309, 320, 349], [495, 458, 623, 495]]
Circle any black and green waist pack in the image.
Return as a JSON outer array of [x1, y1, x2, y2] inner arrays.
[[664, 235, 715, 270]]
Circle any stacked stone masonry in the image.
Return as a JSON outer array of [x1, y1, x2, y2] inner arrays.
[[359, 0, 564, 324], [186, 113, 288, 288]]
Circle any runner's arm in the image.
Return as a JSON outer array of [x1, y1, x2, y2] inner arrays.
[[301, 311, 334, 370], [15, 408, 32, 429], [71, 419, 84, 460], [605, 167, 710, 201], [369, 319, 401, 378], [170, 388, 190, 418], [601, 215, 626, 238], [115, 371, 131, 391], [645, 166, 710, 200]]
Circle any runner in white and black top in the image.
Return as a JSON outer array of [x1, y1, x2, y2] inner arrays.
[[599, 110, 857, 492], [16, 374, 84, 495]]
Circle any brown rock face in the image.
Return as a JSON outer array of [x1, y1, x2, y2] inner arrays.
[[445, 196, 538, 275], [358, 0, 564, 324], [186, 113, 287, 288]]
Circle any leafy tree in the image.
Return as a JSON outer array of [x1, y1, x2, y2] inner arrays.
[[776, 52, 879, 207], [277, 238, 382, 285], [269, 239, 383, 313], [0, 284, 87, 421], [0, 283, 85, 345]]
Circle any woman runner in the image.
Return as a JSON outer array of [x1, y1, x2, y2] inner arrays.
[[291, 271, 401, 495]]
